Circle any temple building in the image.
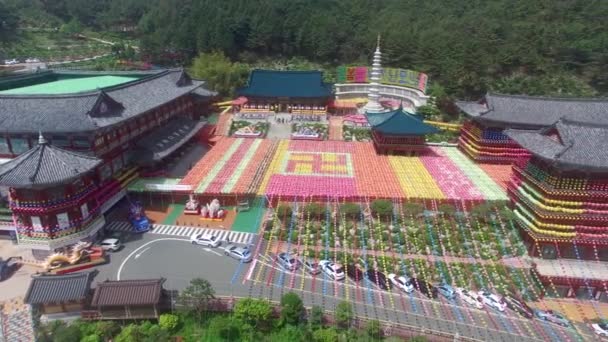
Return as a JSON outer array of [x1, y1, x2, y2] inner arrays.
[[366, 105, 439, 154], [0, 69, 216, 249], [506, 119, 608, 260], [236, 70, 332, 119], [456, 93, 608, 163]]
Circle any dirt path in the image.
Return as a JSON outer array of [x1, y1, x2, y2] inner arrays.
[[329, 116, 344, 140]]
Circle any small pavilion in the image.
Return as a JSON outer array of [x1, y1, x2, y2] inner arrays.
[[366, 105, 438, 154]]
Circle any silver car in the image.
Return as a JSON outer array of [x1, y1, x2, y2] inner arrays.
[[277, 252, 298, 271], [299, 257, 321, 275], [223, 244, 252, 263], [535, 309, 570, 327]]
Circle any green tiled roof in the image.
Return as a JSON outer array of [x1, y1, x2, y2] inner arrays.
[[0, 76, 138, 95], [237, 70, 332, 99], [367, 106, 439, 135]]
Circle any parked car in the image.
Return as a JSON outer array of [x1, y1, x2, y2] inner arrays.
[[436, 283, 457, 300], [223, 244, 252, 263], [319, 260, 345, 281], [277, 252, 299, 271], [0, 257, 21, 281], [4, 59, 18, 65], [455, 287, 483, 309], [345, 263, 364, 282], [535, 309, 570, 327], [502, 294, 533, 319], [411, 278, 438, 299], [190, 232, 220, 248], [299, 257, 320, 275], [388, 273, 414, 293], [591, 322, 608, 338], [25, 58, 40, 63], [478, 290, 507, 312], [365, 269, 392, 290], [99, 238, 122, 252]]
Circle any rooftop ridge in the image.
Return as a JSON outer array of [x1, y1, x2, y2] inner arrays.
[[488, 92, 608, 103]]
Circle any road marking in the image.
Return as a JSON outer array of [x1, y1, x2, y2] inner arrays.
[[134, 247, 151, 259], [117, 237, 189, 280], [204, 248, 222, 256]]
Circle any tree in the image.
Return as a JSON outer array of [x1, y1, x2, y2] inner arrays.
[[94, 320, 120, 339], [233, 298, 273, 331], [189, 51, 249, 97], [437, 204, 456, 217], [51, 323, 81, 342], [335, 301, 354, 328], [370, 200, 393, 218], [207, 315, 241, 340], [159, 313, 179, 331], [340, 202, 361, 218], [402, 203, 424, 217], [276, 204, 293, 220], [366, 319, 382, 339], [178, 278, 215, 320], [304, 203, 325, 219], [309, 305, 324, 329], [312, 327, 339, 342], [280, 292, 305, 326], [60, 18, 83, 36]]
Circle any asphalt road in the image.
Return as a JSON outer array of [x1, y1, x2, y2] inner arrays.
[[92, 233, 592, 342]]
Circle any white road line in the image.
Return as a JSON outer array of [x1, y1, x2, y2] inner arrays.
[[176, 227, 186, 236], [117, 237, 190, 280]]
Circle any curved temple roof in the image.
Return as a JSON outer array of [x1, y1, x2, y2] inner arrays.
[[237, 69, 332, 99], [456, 93, 608, 129], [506, 119, 608, 172], [0, 134, 101, 188], [366, 105, 438, 135], [0, 69, 216, 134]]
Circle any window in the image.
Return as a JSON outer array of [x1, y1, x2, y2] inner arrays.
[[51, 136, 70, 147], [94, 136, 105, 147], [73, 137, 91, 149], [0, 136, 10, 154], [10, 137, 30, 154], [99, 164, 112, 181]]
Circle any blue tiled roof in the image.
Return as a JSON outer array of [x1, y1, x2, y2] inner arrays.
[[237, 70, 332, 98], [367, 106, 439, 135]]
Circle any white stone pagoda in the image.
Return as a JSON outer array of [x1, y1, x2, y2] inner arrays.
[[363, 35, 386, 113]]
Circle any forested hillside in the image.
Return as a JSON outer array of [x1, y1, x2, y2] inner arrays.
[[1, 0, 607, 98]]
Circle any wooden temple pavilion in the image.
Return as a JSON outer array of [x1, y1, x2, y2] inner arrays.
[[236, 70, 332, 117], [84, 278, 167, 320], [366, 105, 439, 154], [456, 93, 608, 163], [24, 271, 95, 316], [506, 119, 608, 261]]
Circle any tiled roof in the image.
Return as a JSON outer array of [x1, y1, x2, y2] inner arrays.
[[0, 69, 214, 133], [24, 272, 94, 304], [91, 278, 165, 306], [457, 93, 608, 128], [237, 70, 332, 99], [366, 106, 439, 135], [135, 117, 206, 163], [0, 135, 101, 188], [506, 119, 608, 172]]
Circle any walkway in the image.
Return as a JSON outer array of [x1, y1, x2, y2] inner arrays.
[[329, 116, 344, 140], [0, 297, 35, 342]]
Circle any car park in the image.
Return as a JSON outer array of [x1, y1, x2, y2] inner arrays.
[[411, 278, 438, 299], [478, 290, 507, 312], [319, 260, 345, 280], [388, 273, 414, 293], [502, 294, 533, 319], [345, 263, 364, 282], [365, 269, 392, 290], [436, 283, 457, 300], [535, 309, 570, 327], [190, 232, 220, 247], [278, 252, 299, 271], [99, 238, 122, 252], [591, 322, 608, 338], [223, 244, 252, 263], [299, 257, 320, 275], [455, 287, 483, 309]]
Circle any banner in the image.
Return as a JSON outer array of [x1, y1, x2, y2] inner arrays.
[[144, 184, 193, 191], [336, 66, 428, 93]]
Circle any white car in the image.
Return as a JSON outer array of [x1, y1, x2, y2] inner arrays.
[[456, 287, 483, 309], [478, 290, 507, 312], [591, 323, 608, 338], [388, 273, 414, 293], [25, 58, 40, 63], [4, 59, 18, 65], [319, 260, 345, 281], [99, 238, 121, 252], [190, 232, 220, 247]]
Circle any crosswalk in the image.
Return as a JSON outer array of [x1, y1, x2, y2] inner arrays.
[[104, 221, 256, 245]]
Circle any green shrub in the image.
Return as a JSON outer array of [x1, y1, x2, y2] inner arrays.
[[340, 202, 360, 218], [370, 199, 393, 218], [159, 313, 179, 331]]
